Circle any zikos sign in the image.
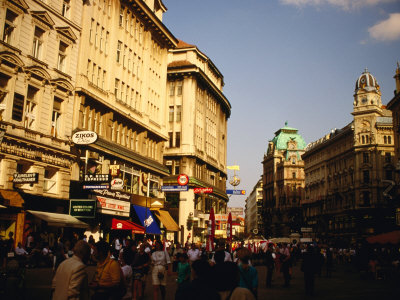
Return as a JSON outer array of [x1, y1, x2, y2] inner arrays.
[[72, 131, 98, 145]]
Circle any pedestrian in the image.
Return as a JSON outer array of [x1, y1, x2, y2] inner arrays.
[[264, 243, 275, 287], [175, 253, 191, 288], [301, 245, 319, 296], [280, 243, 291, 287], [215, 262, 255, 300], [326, 247, 333, 277], [51, 240, 91, 300], [120, 250, 132, 300], [90, 240, 125, 300], [151, 240, 171, 300], [175, 259, 219, 300], [238, 256, 258, 298], [132, 243, 150, 300], [187, 243, 201, 264]]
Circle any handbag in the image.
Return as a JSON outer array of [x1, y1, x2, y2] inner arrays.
[[157, 271, 164, 280]]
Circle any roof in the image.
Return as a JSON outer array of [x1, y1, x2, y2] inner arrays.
[[167, 60, 193, 68], [270, 122, 307, 151], [176, 40, 196, 48]]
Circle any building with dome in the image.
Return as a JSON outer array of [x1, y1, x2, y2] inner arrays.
[[262, 122, 307, 238], [302, 69, 396, 245]]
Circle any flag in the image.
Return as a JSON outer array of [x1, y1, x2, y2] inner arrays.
[[226, 212, 232, 252], [207, 207, 215, 252], [227, 165, 240, 171]]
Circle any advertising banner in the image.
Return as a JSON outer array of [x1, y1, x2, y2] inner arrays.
[[70, 200, 96, 218]]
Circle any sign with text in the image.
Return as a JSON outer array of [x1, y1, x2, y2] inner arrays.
[[84, 174, 110, 183], [110, 178, 124, 190], [226, 189, 246, 195], [92, 189, 131, 201], [96, 195, 130, 217], [70, 200, 96, 218], [13, 173, 39, 184], [83, 185, 109, 190], [193, 187, 213, 194], [227, 207, 244, 216], [161, 185, 189, 192], [72, 131, 98, 145]]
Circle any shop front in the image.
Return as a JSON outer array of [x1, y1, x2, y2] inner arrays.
[[0, 190, 24, 247]]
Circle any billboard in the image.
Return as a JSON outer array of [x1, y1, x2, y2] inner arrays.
[[227, 207, 244, 216]]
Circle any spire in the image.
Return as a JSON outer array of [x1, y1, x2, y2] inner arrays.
[[364, 67, 369, 74], [285, 121, 288, 126], [395, 62, 400, 94]]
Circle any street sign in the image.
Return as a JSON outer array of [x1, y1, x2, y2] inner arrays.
[[194, 187, 213, 194], [226, 189, 246, 195], [161, 185, 189, 192], [177, 174, 189, 186]]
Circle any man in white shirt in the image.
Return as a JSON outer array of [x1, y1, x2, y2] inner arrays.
[[187, 243, 201, 263], [15, 242, 28, 256]]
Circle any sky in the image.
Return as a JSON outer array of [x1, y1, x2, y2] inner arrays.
[[163, 0, 400, 209]]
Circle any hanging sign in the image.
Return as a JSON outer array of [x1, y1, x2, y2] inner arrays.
[[194, 187, 213, 194], [110, 178, 124, 190], [13, 173, 39, 184], [72, 131, 98, 145]]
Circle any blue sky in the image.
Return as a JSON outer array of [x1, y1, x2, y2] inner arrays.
[[163, 0, 400, 209]]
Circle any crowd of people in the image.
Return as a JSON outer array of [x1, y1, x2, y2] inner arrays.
[[2, 231, 400, 300]]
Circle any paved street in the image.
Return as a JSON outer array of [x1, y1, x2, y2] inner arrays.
[[19, 262, 399, 300]]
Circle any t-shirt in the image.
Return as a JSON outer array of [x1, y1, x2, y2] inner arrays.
[[187, 249, 200, 262], [121, 265, 132, 299], [177, 262, 191, 284], [152, 250, 171, 266], [132, 252, 150, 268]]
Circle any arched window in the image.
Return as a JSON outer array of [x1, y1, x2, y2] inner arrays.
[[384, 136, 387, 144], [388, 136, 392, 144]]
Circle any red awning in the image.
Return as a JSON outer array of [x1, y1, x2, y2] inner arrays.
[[111, 218, 144, 234], [366, 230, 400, 245]]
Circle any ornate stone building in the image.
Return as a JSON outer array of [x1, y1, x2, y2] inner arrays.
[[262, 123, 306, 238], [386, 63, 400, 225], [303, 69, 396, 245], [0, 0, 82, 244], [245, 178, 263, 235], [163, 40, 231, 243], [70, 0, 178, 236]]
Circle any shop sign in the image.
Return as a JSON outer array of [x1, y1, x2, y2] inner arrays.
[[70, 200, 96, 218], [301, 227, 313, 233], [72, 131, 98, 145], [93, 189, 131, 201], [161, 185, 188, 192], [227, 207, 244, 216], [96, 196, 130, 217], [83, 185, 109, 189], [84, 174, 110, 183], [193, 187, 213, 194], [109, 165, 120, 176], [13, 173, 39, 184], [226, 189, 246, 195], [110, 178, 124, 190]]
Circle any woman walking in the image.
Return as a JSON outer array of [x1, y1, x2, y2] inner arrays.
[[151, 240, 171, 300]]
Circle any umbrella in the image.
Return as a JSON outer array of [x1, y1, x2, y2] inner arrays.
[[366, 230, 400, 245]]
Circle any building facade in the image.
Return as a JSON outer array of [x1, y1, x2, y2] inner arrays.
[[163, 40, 231, 244], [303, 69, 396, 245], [70, 0, 178, 237], [244, 178, 263, 235], [0, 0, 82, 245], [262, 123, 306, 238], [385, 63, 400, 226]]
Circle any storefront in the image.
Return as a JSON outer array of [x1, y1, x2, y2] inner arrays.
[[0, 190, 24, 247]]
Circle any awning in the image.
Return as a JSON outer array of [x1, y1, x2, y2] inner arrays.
[[111, 218, 144, 234], [0, 190, 24, 208], [27, 210, 88, 228], [366, 230, 400, 245], [153, 210, 179, 231], [133, 205, 161, 234]]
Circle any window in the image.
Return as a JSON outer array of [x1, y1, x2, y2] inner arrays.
[[122, 170, 139, 194], [105, 31, 109, 55], [121, 82, 125, 101], [175, 132, 181, 147], [292, 172, 296, 179], [139, 24, 143, 44], [169, 83, 175, 96], [25, 86, 38, 129], [168, 132, 173, 148], [384, 136, 387, 144], [3, 9, 18, 44], [388, 136, 392, 144], [177, 81, 182, 95], [89, 19, 94, 43], [176, 105, 181, 122], [362, 136, 365, 144], [102, 70, 106, 89], [57, 41, 68, 72], [62, 0, 70, 18], [115, 79, 120, 99], [123, 45, 127, 67], [385, 152, 391, 163], [44, 169, 57, 193], [385, 170, 392, 180], [32, 27, 44, 59], [174, 161, 180, 175], [363, 152, 369, 163], [117, 41, 122, 63], [119, 6, 124, 27], [12, 93, 24, 121], [363, 170, 370, 184], [95, 23, 99, 47], [362, 191, 370, 207], [100, 27, 104, 51], [51, 97, 62, 137], [169, 106, 174, 122]]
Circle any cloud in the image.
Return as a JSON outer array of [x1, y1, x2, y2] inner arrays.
[[368, 13, 400, 41], [280, 0, 397, 11]]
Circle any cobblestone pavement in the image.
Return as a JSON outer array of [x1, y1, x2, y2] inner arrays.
[[20, 263, 399, 300]]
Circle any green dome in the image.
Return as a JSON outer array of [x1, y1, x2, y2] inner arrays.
[[270, 122, 307, 151]]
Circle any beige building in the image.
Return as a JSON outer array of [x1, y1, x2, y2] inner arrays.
[[70, 0, 178, 236], [262, 123, 306, 238], [163, 40, 231, 244], [244, 178, 263, 235], [0, 0, 82, 244], [303, 69, 395, 245]]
